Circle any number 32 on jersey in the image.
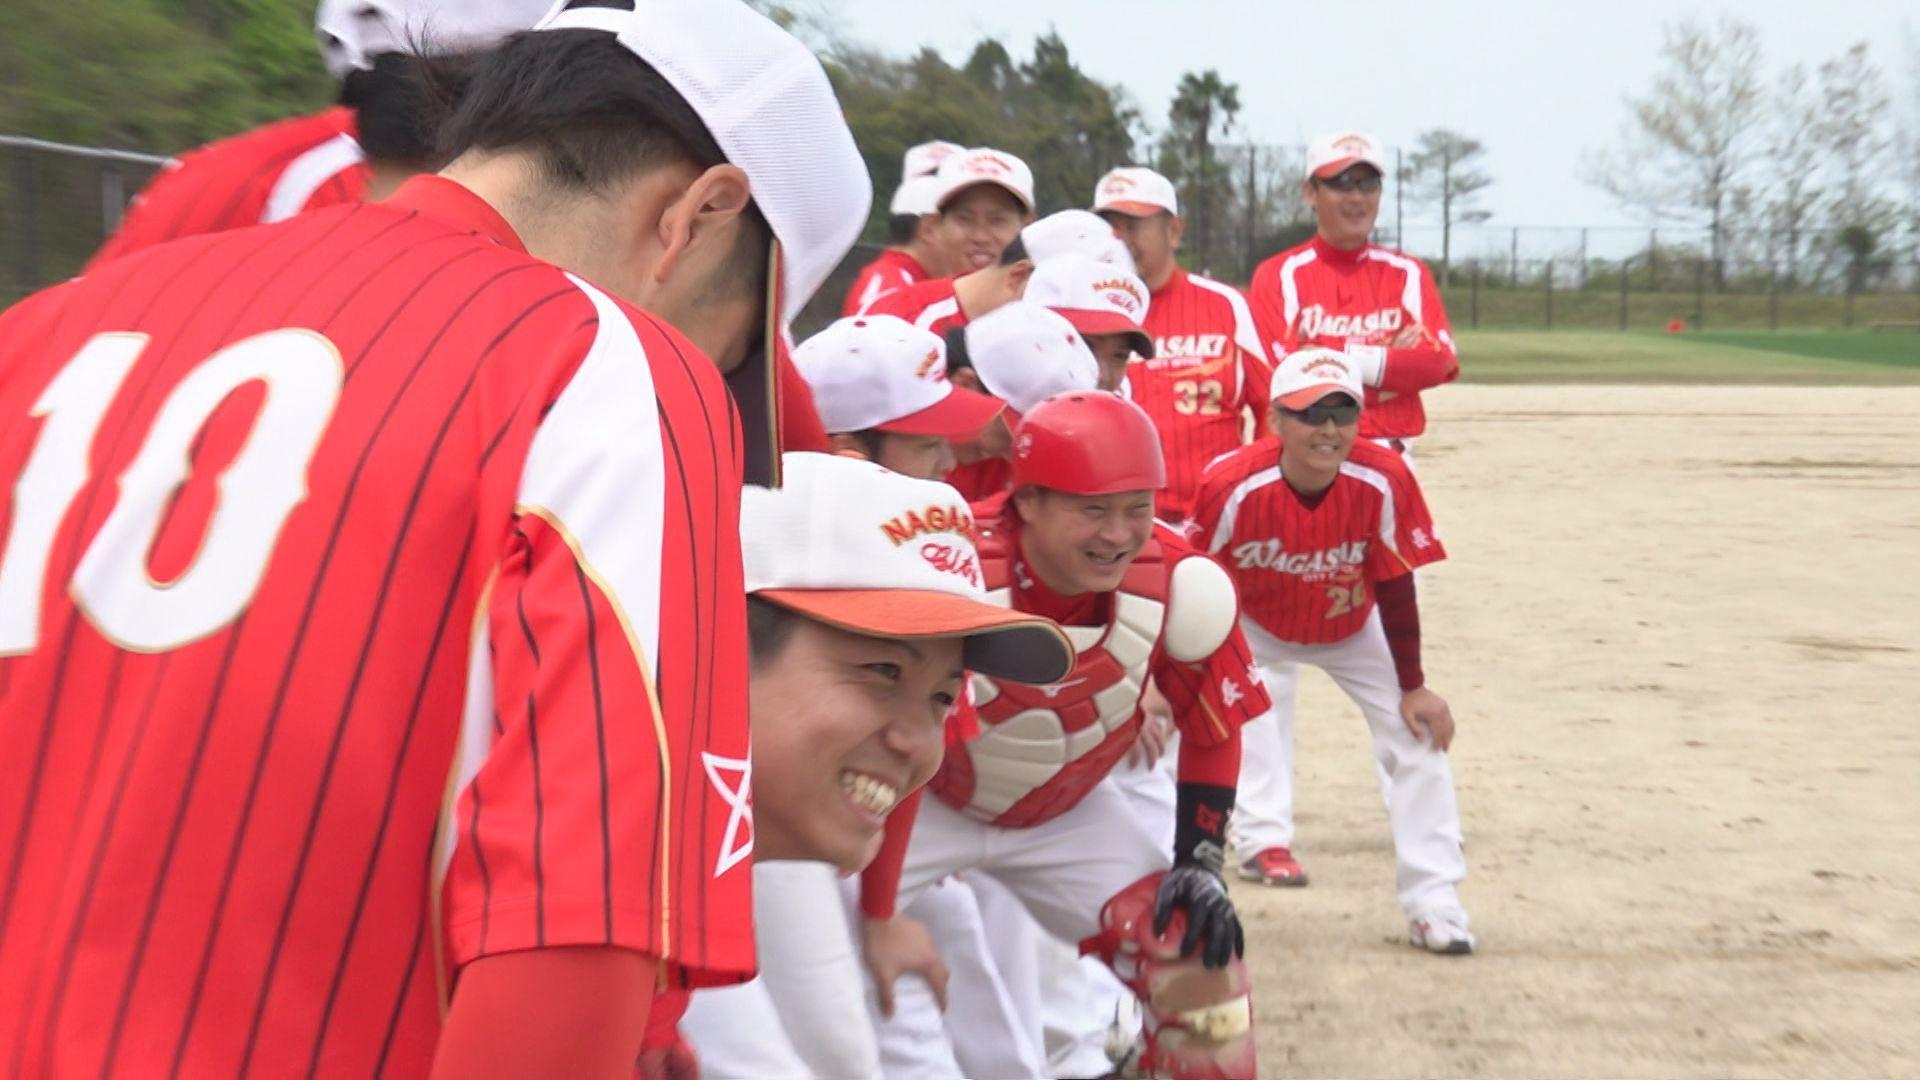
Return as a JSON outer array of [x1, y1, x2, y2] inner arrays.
[[0, 329, 341, 655]]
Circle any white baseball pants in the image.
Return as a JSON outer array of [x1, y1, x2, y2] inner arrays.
[[1229, 611, 1469, 920]]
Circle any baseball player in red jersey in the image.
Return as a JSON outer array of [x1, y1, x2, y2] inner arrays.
[[1096, 166, 1274, 523], [1190, 347, 1474, 954], [85, 0, 551, 271], [858, 147, 1039, 332], [1025, 252, 1157, 393], [841, 140, 964, 315], [0, 3, 871, 1074], [866, 393, 1270, 1079], [1247, 132, 1461, 456]]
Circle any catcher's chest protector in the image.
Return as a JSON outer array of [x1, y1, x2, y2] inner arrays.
[[930, 540, 1169, 828]]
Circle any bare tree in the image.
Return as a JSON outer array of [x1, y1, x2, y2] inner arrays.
[[1403, 129, 1493, 285], [1763, 64, 1824, 285], [1585, 16, 1766, 287], [1814, 43, 1897, 292], [1158, 70, 1240, 273]]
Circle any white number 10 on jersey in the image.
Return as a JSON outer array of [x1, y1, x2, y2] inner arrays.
[[0, 329, 341, 655]]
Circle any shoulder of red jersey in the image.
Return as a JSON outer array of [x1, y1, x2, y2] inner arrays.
[[1251, 238, 1316, 282], [1198, 437, 1279, 489], [861, 275, 954, 319], [1344, 436, 1419, 480]]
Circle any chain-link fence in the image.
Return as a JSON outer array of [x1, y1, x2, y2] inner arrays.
[[10, 133, 1920, 333], [1, 136, 168, 306]]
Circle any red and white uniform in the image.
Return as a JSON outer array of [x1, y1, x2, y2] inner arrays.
[[861, 275, 968, 337], [0, 175, 752, 1076], [1128, 267, 1273, 522], [841, 248, 930, 316], [1191, 438, 1468, 921], [86, 108, 371, 271], [1247, 236, 1459, 442]]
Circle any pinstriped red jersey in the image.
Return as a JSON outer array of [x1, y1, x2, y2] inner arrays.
[[86, 108, 371, 272], [1247, 236, 1460, 439], [1127, 267, 1273, 522], [0, 176, 752, 1076], [841, 248, 930, 316], [1191, 438, 1445, 644]]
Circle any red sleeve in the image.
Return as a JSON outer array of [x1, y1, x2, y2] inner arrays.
[[1379, 264, 1460, 394], [1375, 574, 1424, 691], [433, 948, 654, 1079], [1153, 619, 1269, 747], [1361, 450, 1447, 580], [1173, 725, 1242, 786], [444, 310, 755, 989], [858, 788, 920, 919]]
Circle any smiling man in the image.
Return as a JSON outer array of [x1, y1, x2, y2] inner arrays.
[[865, 392, 1272, 1079], [1189, 347, 1473, 954], [1247, 132, 1461, 463], [674, 452, 1073, 1079]]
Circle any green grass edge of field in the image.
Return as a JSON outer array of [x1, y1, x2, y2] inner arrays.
[[1456, 330, 1920, 385]]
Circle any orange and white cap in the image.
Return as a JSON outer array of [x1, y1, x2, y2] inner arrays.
[[536, 0, 870, 325], [794, 316, 1004, 440], [934, 147, 1036, 214], [964, 302, 1102, 416], [1270, 346, 1364, 409], [315, 0, 552, 78], [1025, 253, 1154, 359], [1022, 210, 1136, 271], [746, 453, 1074, 684], [1306, 131, 1386, 179], [903, 140, 965, 180], [1092, 165, 1179, 217]]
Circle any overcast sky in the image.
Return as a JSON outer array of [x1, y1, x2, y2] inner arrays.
[[822, 0, 1917, 257]]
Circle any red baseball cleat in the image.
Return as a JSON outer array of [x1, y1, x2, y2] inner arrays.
[[1236, 847, 1308, 887]]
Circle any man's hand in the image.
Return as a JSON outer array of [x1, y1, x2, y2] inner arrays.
[[1151, 867, 1244, 969], [861, 914, 949, 1018], [1127, 682, 1175, 768], [1400, 685, 1455, 751], [1386, 322, 1424, 349]]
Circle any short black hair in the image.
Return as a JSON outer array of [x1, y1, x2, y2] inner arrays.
[[748, 595, 806, 668], [998, 236, 1028, 267], [342, 50, 478, 167], [943, 325, 972, 374], [430, 23, 770, 294], [837, 428, 886, 457], [886, 212, 921, 246]]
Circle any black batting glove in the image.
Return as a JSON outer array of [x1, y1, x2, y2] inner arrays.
[[1152, 865, 1245, 969]]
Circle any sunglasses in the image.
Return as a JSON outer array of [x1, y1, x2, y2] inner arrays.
[[1314, 174, 1383, 194], [1277, 400, 1361, 426]]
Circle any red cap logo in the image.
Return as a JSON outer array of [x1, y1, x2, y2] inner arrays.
[[1101, 175, 1135, 194]]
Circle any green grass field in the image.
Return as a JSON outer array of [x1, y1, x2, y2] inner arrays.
[[1456, 329, 1920, 384]]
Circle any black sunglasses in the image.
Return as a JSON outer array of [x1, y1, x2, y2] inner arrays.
[[1314, 174, 1383, 194], [1278, 400, 1361, 426]]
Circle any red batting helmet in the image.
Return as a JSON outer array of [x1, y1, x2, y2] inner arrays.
[[1011, 391, 1166, 495]]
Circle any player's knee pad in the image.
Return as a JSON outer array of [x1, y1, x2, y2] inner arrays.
[[1081, 872, 1257, 1080]]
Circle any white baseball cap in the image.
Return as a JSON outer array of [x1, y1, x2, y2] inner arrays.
[[903, 140, 965, 180], [1306, 131, 1387, 180], [1024, 254, 1154, 359], [934, 147, 1036, 214], [1021, 210, 1136, 272], [794, 316, 1004, 439], [314, 0, 552, 79], [536, 0, 870, 325], [964, 302, 1101, 416], [1270, 347, 1364, 409], [746, 453, 1073, 684], [889, 174, 942, 217], [1092, 166, 1179, 217]]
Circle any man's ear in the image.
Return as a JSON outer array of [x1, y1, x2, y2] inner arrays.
[[828, 433, 872, 460], [913, 214, 942, 247], [1167, 215, 1186, 252], [1299, 179, 1317, 213], [1011, 484, 1041, 524], [1002, 258, 1034, 300], [652, 163, 754, 285]]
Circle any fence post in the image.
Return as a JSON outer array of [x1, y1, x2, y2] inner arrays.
[[1619, 256, 1630, 330], [1509, 227, 1519, 287], [11, 148, 39, 297], [1649, 228, 1659, 290], [1693, 259, 1706, 331], [100, 169, 126, 235], [1578, 228, 1589, 287], [1768, 267, 1780, 331], [1544, 259, 1554, 331], [1470, 261, 1480, 329], [1844, 275, 1856, 329]]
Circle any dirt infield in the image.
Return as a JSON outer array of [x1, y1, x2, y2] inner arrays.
[[1237, 385, 1920, 1078]]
